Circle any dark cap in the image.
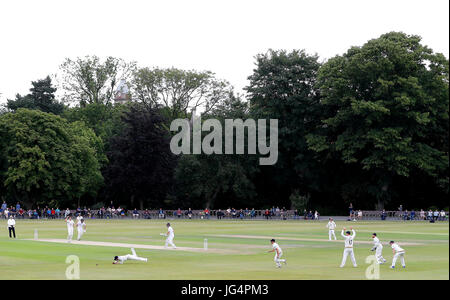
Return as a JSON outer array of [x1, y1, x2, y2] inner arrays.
[[270, 239, 275, 242]]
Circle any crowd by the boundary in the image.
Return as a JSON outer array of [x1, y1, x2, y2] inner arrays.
[[1, 201, 448, 221]]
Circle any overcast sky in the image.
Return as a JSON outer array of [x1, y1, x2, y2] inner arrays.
[[0, 0, 449, 103]]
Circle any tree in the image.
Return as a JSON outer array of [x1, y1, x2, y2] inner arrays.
[[62, 102, 129, 154], [0, 109, 104, 208], [59, 56, 136, 106], [173, 95, 258, 209], [6, 76, 65, 115], [103, 104, 177, 209], [306, 32, 449, 208], [131, 67, 232, 120], [245, 49, 322, 208]]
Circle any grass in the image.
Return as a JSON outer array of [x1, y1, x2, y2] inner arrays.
[[0, 218, 448, 280]]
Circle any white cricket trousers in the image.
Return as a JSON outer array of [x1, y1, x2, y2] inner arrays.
[[77, 229, 84, 241], [127, 248, 147, 262], [392, 251, 405, 267], [329, 230, 336, 240], [274, 253, 286, 267], [375, 246, 385, 263], [340, 248, 357, 267], [165, 236, 176, 248], [67, 229, 73, 241]]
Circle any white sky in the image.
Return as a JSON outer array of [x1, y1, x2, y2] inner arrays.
[[0, 0, 449, 103]]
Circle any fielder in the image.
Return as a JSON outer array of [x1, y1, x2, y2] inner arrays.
[[389, 241, 406, 269], [76, 219, 87, 241], [268, 239, 286, 268], [371, 233, 386, 264], [65, 216, 74, 243], [113, 248, 148, 264], [326, 218, 337, 240], [340, 227, 357, 268], [163, 223, 177, 249]]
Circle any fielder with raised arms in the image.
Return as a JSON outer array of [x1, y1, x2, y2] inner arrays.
[[340, 227, 357, 268], [326, 218, 337, 240], [371, 233, 386, 264]]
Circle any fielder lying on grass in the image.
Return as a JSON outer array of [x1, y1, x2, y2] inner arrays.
[[113, 248, 148, 264]]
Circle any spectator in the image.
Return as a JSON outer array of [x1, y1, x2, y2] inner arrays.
[[133, 208, 139, 219], [51, 208, 56, 219], [264, 209, 270, 220], [433, 210, 439, 221], [64, 208, 70, 218], [381, 209, 387, 221], [357, 210, 363, 220], [217, 209, 224, 220], [158, 208, 165, 219], [187, 208, 193, 219], [419, 209, 425, 220], [16, 202, 20, 211], [349, 203, 354, 218], [176, 208, 182, 218], [55, 208, 61, 218], [403, 210, 409, 221], [204, 208, 210, 220], [410, 210, 415, 221], [314, 210, 320, 220], [18, 208, 24, 219], [427, 210, 433, 220], [250, 208, 256, 219]]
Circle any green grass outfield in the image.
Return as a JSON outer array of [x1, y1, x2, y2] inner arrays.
[[0, 219, 448, 280]]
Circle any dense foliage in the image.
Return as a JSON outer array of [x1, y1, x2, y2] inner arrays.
[[0, 32, 448, 212]]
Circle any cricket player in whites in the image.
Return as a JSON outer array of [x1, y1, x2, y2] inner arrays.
[[371, 233, 386, 264], [340, 227, 357, 268], [65, 216, 74, 243], [77, 219, 87, 241], [268, 239, 286, 268], [389, 241, 406, 269], [326, 218, 337, 240], [163, 223, 176, 249], [113, 248, 148, 264]]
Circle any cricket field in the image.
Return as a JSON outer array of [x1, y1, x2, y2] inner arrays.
[[0, 219, 448, 280]]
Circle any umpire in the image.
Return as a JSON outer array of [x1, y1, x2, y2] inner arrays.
[[7, 215, 16, 238]]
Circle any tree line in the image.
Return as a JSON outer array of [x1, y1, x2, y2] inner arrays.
[[0, 32, 448, 214]]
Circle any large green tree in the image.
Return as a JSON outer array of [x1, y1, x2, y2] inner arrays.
[[103, 104, 177, 209], [245, 49, 322, 208], [0, 109, 104, 208], [59, 56, 136, 106], [173, 95, 259, 209], [6, 76, 65, 115], [306, 32, 449, 208], [132, 67, 232, 120]]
